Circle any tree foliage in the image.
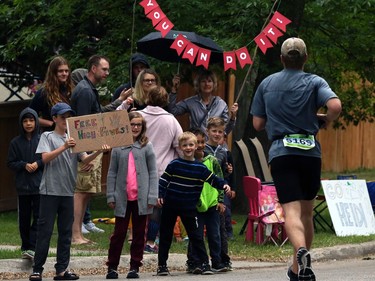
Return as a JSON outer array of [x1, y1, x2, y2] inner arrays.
[[0, 0, 373, 124], [303, 0, 375, 125]]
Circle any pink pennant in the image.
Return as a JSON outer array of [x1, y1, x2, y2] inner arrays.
[[270, 11, 291, 32], [155, 18, 174, 37], [170, 34, 189, 55], [146, 6, 166, 27], [182, 42, 199, 64], [139, 0, 160, 15], [263, 22, 284, 44], [254, 33, 273, 54], [196, 48, 211, 69], [235, 47, 252, 68], [223, 51, 237, 71]]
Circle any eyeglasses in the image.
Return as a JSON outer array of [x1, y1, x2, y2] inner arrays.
[[130, 123, 142, 128], [143, 79, 156, 84]]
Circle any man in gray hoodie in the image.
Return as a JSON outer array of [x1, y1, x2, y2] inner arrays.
[[111, 53, 150, 101]]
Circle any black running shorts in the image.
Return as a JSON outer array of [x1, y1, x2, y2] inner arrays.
[[270, 155, 321, 204]]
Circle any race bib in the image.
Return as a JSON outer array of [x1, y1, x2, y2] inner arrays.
[[283, 134, 315, 150]]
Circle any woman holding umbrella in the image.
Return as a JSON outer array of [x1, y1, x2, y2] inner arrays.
[[167, 69, 238, 135]]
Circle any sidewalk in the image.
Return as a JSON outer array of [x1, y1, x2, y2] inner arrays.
[[1, 241, 375, 279]]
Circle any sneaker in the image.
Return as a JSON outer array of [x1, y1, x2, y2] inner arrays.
[[185, 262, 195, 273], [212, 262, 228, 273], [144, 244, 158, 254], [22, 250, 34, 260], [192, 266, 202, 275], [224, 261, 233, 271], [84, 221, 105, 233], [106, 269, 119, 279], [296, 247, 316, 281], [286, 266, 299, 281], [126, 269, 139, 279], [156, 265, 169, 276], [29, 272, 42, 281], [201, 263, 214, 275], [81, 224, 90, 234]]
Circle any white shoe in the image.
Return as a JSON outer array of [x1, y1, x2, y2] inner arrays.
[[84, 221, 105, 233], [81, 224, 90, 234]]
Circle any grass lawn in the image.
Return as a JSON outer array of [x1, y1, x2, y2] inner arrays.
[[1, 168, 374, 260]]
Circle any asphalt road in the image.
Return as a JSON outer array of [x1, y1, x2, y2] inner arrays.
[[11, 256, 375, 281]]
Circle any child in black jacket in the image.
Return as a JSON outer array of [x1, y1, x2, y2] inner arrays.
[[7, 107, 44, 259]]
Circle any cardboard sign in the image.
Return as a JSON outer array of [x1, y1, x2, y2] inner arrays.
[[66, 110, 133, 153], [321, 180, 375, 236]]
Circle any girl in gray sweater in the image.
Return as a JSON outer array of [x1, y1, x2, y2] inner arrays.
[[106, 111, 158, 279]]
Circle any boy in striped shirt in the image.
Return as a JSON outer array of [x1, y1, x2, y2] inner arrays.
[[156, 132, 231, 276]]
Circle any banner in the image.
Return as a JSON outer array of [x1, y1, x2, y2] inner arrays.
[[66, 111, 133, 153], [141, 0, 292, 69]]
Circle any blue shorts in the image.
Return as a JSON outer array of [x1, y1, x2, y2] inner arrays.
[[270, 155, 321, 204]]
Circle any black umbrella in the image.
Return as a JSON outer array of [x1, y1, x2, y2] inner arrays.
[[136, 30, 223, 65]]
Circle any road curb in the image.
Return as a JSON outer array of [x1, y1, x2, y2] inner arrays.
[[312, 241, 375, 261], [1, 241, 375, 275]]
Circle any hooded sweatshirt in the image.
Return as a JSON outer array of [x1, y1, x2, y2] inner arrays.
[[112, 53, 150, 101], [7, 107, 44, 195]]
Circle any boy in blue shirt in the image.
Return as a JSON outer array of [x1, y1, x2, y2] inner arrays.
[[156, 132, 231, 276]]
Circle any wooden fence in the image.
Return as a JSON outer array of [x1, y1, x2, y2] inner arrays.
[[317, 121, 375, 172]]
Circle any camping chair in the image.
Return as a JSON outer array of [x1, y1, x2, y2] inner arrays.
[[236, 137, 274, 235], [367, 181, 375, 213], [243, 176, 288, 246], [313, 193, 335, 232], [249, 137, 273, 183]]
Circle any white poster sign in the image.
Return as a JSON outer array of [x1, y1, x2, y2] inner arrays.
[[321, 180, 375, 236]]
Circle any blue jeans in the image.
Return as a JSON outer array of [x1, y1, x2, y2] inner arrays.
[[224, 195, 233, 238]]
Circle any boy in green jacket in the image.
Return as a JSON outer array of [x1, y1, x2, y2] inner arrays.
[[186, 128, 227, 273]]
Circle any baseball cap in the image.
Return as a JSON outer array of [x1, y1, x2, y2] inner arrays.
[[281, 37, 307, 57], [51, 102, 75, 116]]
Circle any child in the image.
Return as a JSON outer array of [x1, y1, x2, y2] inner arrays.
[[219, 133, 237, 240], [204, 117, 234, 270], [186, 128, 227, 273], [29, 103, 109, 281], [156, 131, 231, 276], [7, 107, 44, 260], [106, 111, 158, 279]]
